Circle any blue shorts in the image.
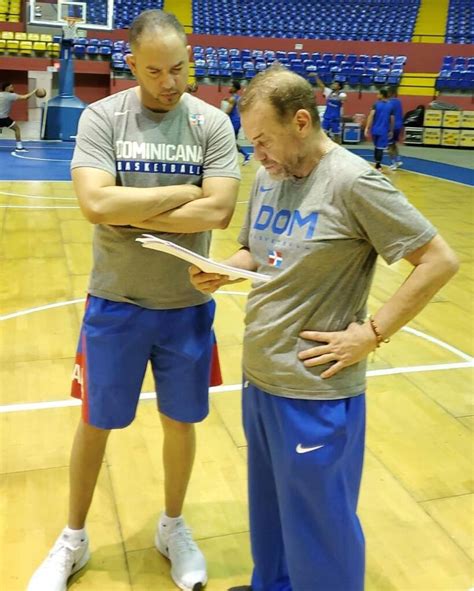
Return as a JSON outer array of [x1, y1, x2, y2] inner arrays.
[[372, 132, 389, 149], [243, 380, 366, 591], [322, 117, 342, 135], [71, 296, 221, 429]]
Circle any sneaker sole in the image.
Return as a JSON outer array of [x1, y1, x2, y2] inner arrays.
[[71, 547, 91, 577], [155, 533, 207, 591]]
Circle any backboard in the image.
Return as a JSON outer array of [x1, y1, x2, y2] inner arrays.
[[29, 0, 114, 30]]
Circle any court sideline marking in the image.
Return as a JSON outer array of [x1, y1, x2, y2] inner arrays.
[[0, 296, 472, 415]]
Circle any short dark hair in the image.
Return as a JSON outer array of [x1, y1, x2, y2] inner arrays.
[[239, 63, 320, 128], [387, 86, 398, 97], [379, 87, 389, 99], [1, 82, 12, 91], [129, 9, 186, 49], [231, 80, 241, 92]]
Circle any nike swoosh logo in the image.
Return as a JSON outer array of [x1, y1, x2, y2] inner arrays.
[[296, 444, 325, 454], [259, 186, 273, 192]]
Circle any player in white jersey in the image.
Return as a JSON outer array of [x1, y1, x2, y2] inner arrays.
[[0, 81, 39, 151], [312, 74, 347, 144]]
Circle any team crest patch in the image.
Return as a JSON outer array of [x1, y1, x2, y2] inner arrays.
[[190, 114, 205, 126], [268, 250, 283, 267]]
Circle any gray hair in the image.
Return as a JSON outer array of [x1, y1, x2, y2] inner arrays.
[[239, 63, 320, 128]]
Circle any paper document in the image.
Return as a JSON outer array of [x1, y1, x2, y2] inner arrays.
[[136, 234, 270, 282]]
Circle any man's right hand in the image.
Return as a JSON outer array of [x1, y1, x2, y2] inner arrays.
[[188, 265, 230, 293]]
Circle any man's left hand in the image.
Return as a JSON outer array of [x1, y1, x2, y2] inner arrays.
[[298, 322, 377, 379]]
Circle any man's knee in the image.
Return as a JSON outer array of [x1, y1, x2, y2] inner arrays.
[[160, 413, 195, 433]]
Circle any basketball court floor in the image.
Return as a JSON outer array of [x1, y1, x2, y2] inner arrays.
[[0, 121, 473, 590]]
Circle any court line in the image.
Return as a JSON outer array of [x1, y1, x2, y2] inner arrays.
[[1, 361, 473, 415], [0, 205, 79, 209], [0, 190, 238, 204], [1, 296, 472, 363], [11, 152, 71, 163], [398, 167, 474, 189], [2, 293, 470, 365], [1, 298, 472, 415], [0, 190, 76, 201], [0, 299, 86, 321], [402, 326, 473, 362], [0, 140, 72, 147]]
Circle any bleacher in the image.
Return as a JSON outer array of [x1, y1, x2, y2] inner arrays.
[[193, 46, 407, 87], [0, 0, 20, 22], [436, 56, 474, 90], [0, 30, 59, 55], [113, 0, 163, 29], [445, 0, 473, 44], [193, 0, 420, 42]]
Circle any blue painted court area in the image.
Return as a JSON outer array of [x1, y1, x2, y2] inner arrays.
[[347, 148, 474, 186], [1, 139, 472, 186], [0, 140, 74, 181]]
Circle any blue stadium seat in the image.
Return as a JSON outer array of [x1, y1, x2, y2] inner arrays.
[[194, 66, 207, 78], [73, 44, 86, 58], [99, 46, 112, 57], [86, 45, 99, 57], [361, 67, 377, 86], [348, 66, 364, 85], [374, 68, 390, 84], [387, 68, 403, 85]]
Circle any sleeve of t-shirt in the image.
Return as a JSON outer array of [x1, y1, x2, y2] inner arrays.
[[70, 105, 116, 176], [346, 169, 437, 264], [238, 177, 259, 248], [323, 88, 332, 99], [202, 111, 241, 180]]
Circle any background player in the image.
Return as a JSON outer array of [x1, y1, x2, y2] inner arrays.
[[0, 81, 40, 152], [387, 86, 404, 170], [225, 80, 251, 165], [365, 87, 394, 170], [312, 74, 347, 144]]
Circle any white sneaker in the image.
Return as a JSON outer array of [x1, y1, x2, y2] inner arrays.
[[27, 528, 90, 591], [396, 160, 403, 168], [389, 163, 397, 171], [155, 515, 207, 591]]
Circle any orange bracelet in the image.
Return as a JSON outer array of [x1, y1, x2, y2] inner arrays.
[[368, 315, 390, 347]]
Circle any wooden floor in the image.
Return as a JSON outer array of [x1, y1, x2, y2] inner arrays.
[[0, 160, 473, 590]]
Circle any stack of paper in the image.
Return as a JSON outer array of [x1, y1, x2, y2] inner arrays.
[[136, 234, 270, 282]]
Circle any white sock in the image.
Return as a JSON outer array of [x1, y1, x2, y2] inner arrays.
[[63, 526, 86, 543], [16, 141, 22, 149], [160, 513, 183, 531]]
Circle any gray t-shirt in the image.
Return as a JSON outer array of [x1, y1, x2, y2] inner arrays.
[[0, 92, 18, 119], [238, 146, 437, 400], [72, 88, 240, 309]]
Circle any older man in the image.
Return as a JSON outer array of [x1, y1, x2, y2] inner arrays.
[[190, 64, 458, 591], [27, 9, 239, 591]]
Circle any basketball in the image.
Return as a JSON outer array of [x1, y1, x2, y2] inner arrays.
[[35, 88, 47, 98]]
